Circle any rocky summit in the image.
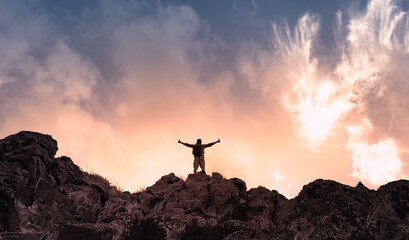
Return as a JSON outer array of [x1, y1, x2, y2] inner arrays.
[[0, 132, 408, 239]]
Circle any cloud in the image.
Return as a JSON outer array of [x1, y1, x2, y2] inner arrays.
[[0, 1, 278, 194], [278, 0, 409, 184], [346, 119, 404, 185], [338, 0, 409, 184], [268, 13, 354, 149], [239, 0, 409, 188]]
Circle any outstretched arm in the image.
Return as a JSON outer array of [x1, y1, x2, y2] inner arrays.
[[178, 140, 194, 148], [204, 139, 220, 148]]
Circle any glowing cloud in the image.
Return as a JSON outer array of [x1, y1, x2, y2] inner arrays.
[[346, 119, 404, 185], [338, 0, 409, 185], [275, 14, 353, 148], [284, 80, 353, 148], [273, 0, 409, 185]]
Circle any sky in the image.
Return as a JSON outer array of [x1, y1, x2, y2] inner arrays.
[[1, 0, 409, 198]]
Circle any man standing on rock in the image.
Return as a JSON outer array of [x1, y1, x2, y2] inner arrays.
[[178, 138, 220, 174]]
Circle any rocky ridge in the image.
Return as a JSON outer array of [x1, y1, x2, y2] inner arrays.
[[0, 131, 408, 239]]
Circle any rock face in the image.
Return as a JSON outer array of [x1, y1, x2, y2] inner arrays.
[[0, 131, 140, 240], [0, 131, 409, 239]]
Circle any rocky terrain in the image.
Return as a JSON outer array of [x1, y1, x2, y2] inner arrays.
[[0, 131, 408, 239]]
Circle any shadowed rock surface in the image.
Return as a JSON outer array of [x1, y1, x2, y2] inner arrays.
[[0, 131, 408, 239]]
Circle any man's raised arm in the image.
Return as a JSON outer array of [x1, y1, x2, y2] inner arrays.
[[204, 139, 220, 148], [178, 140, 194, 148]]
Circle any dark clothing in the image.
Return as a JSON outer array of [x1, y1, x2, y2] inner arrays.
[[180, 142, 218, 157], [179, 140, 219, 174]]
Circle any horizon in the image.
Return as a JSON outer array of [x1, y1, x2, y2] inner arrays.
[[1, 0, 409, 198]]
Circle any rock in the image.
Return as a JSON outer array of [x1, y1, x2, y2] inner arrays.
[[0, 160, 31, 231], [206, 174, 247, 221], [146, 173, 183, 200], [44, 223, 115, 240], [97, 198, 143, 239], [0, 232, 43, 240], [1, 131, 409, 239], [370, 180, 409, 239], [277, 179, 376, 239], [136, 191, 158, 216], [48, 156, 82, 185], [0, 132, 136, 238], [245, 187, 283, 230]]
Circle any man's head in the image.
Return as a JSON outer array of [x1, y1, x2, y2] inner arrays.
[[197, 139, 202, 144]]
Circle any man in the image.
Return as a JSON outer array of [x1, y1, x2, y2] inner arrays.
[[178, 138, 220, 174]]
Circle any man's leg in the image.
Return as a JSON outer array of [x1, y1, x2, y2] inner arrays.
[[193, 157, 199, 173], [199, 156, 205, 173]]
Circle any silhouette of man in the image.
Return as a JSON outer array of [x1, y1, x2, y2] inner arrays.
[[178, 138, 220, 174]]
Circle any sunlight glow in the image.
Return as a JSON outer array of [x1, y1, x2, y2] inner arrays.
[[346, 120, 404, 185], [290, 80, 353, 148], [273, 168, 286, 182]]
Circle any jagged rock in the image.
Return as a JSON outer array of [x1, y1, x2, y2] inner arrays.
[[245, 187, 284, 230], [0, 160, 30, 231], [0, 131, 134, 239], [0, 232, 43, 240], [97, 197, 143, 239], [370, 180, 409, 239], [136, 191, 158, 216], [44, 223, 116, 240], [205, 173, 247, 220], [146, 173, 183, 200], [277, 179, 376, 239], [1, 131, 409, 239], [135, 172, 249, 239], [49, 156, 83, 185]]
